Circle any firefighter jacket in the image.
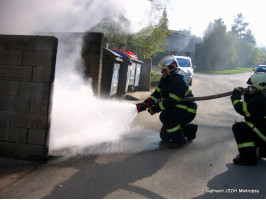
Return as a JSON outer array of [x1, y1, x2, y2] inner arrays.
[[231, 89, 266, 138], [149, 72, 197, 114]]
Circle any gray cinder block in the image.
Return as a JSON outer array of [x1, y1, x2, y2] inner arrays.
[[22, 51, 54, 67], [14, 143, 44, 159], [0, 141, 15, 157], [0, 110, 17, 127], [20, 82, 51, 99], [32, 66, 54, 83], [0, 65, 32, 81], [0, 127, 27, 143], [17, 113, 47, 129], [0, 34, 57, 160], [30, 97, 49, 115], [27, 129, 46, 145], [0, 35, 5, 49], [0, 80, 20, 96], [35, 36, 58, 51], [0, 50, 22, 65], [5, 35, 36, 51], [0, 96, 30, 112]]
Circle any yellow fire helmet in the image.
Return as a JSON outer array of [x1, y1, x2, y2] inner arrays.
[[247, 72, 266, 91]]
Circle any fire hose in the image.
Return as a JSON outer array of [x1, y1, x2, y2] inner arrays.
[[183, 88, 250, 101], [183, 90, 233, 101], [136, 88, 249, 113]]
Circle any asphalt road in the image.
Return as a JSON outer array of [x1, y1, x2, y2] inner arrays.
[[1, 71, 265, 199]]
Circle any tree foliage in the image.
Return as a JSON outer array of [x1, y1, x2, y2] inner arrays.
[[129, 8, 171, 58], [195, 18, 234, 70], [195, 13, 266, 71], [89, 15, 130, 49], [231, 13, 249, 39], [88, 5, 171, 58]]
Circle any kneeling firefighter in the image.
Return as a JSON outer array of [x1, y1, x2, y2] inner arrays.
[[231, 72, 266, 166], [136, 56, 198, 148]]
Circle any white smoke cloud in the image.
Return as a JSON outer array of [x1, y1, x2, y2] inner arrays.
[[0, 0, 152, 34], [43, 32, 141, 157], [50, 80, 138, 152], [0, 0, 155, 157]]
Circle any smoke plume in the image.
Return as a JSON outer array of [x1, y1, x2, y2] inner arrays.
[[46, 32, 140, 157], [0, 0, 156, 157], [0, 0, 152, 34]]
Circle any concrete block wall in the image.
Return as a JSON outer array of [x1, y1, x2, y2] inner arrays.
[[82, 33, 107, 97], [44, 32, 107, 97], [0, 35, 58, 159]]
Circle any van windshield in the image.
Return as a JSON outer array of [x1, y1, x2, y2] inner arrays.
[[177, 58, 191, 67]]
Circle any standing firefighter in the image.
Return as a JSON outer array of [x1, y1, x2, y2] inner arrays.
[[137, 56, 198, 148], [231, 72, 266, 166]]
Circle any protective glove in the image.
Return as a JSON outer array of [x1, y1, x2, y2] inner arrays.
[[144, 97, 154, 107], [234, 87, 245, 94], [148, 106, 156, 115], [136, 102, 147, 113]]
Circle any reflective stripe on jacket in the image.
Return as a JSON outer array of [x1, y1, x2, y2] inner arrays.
[[231, 90, 266, 129], [150, 73, 197, 113]]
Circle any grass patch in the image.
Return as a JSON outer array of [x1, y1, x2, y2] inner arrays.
[[196, 67, 255, 74], [150, 71, 161, 87]]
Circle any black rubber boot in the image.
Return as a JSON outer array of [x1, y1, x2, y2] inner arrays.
[[166, 140, 187, 149], [233, 154, 258, 166], [258, 146, 266, 158], [160, 127, 170, 143], [160, 133, 169, 143], [166, 133, 187, 149], [183, 124, 198, 141]]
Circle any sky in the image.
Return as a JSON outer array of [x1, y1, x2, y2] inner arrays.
[[0, 0, 265, 46], [167, 0, 266, 47]]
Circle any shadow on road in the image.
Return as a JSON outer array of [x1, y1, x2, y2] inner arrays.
[[0, 157, 42, 192], [195, 160, 266, 199], [43, 128, 192, 199], [44, 147, 179, 199]]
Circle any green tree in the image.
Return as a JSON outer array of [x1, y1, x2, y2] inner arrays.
[[231, 13, 256, 45], [89, 15, 130, 49], [130, 8, 171, 58], [231, 13, 249, 39], [252, 47, 266, 65], [88, 6, 171, 59], [195, 14, 266, 71], [230, 13, 259, 67], [243, 29, 256, 45], [196, 18, 233, 70]]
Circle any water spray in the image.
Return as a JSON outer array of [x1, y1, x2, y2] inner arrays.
[[48, 34, 138, 157]]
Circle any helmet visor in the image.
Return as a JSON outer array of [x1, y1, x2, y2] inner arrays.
[[157, 56, 178, 69]]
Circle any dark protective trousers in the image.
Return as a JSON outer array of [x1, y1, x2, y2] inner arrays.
[[159, 108, 196, 143], [232, 122, 266, 157]]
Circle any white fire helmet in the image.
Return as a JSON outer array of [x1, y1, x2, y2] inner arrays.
[[157, 56, 179, 75], [247, 72, 266, 91]]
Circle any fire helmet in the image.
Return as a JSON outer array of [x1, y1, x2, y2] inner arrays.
[[157, 56, 179, 75], [247, 72, 266, 91]]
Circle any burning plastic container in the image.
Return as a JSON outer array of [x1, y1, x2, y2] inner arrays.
[[100, 48, 123, 98], [112, 49, 143, 97]]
